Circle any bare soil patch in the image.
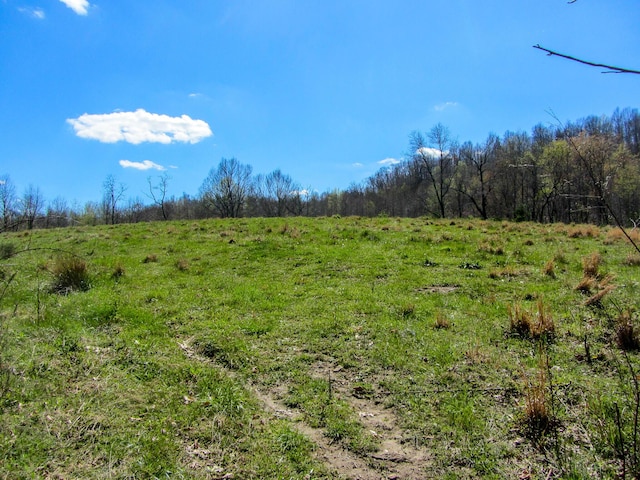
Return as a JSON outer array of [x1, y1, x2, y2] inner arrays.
[[179, 340, 432, 479], [416, 284, 460, 294]]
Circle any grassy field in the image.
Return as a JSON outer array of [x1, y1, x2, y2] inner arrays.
[[1, 217, 639, 479]]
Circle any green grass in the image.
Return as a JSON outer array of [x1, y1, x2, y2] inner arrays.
[[1, 217, 639, 478]]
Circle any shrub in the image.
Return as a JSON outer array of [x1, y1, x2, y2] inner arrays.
[[49, 255, 90, 294]]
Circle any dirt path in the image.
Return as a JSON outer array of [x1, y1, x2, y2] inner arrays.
[[180, 340, 431, 479]]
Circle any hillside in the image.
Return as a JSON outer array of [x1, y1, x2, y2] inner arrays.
[[1, 217, 639, 479]]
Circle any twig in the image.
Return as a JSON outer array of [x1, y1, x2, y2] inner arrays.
[[533, 45, 640, 75]]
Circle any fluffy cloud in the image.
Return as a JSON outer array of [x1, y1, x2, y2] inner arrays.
[[434, 101, 458, 112], [59, 0, 89, 15], [67, 109, 213, 144], [378, 158, 400, 166], [119, 160, 166, 171]]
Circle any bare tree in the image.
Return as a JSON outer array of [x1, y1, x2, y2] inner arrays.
[[411, 123, 457, 218], [102, 175, 127, 225], [258, 169, 302, 217], [21, 184, 44, 230], [0, 175, 17, 232], [199, 158, 254, 218], [147, 173, 171, 220], [46, 196, 70, 228], [456, 134, 499, 219]]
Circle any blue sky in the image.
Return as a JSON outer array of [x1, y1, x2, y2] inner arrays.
[[1, 0, 639, 206]]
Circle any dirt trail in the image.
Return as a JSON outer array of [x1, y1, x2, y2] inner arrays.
[[180, 340, 431, 479]]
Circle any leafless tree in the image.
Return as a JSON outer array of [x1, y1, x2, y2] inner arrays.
[[456, 134, 499, 219], [21, 184, 44, 230], [0, 175, 17, 232], [199, 158, 254, 218], [258, 169, 303, 216], [102, 175, 127, 225], [411, 123, 457, 218], [147, 173, 171, 220]]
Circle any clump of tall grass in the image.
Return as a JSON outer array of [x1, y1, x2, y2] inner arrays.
[[522, 352, 553, 439], [605, 227, 640, 245], [49, 255, 90, 294], [567, 224, 600, 238], [582, 252, 602, 278], [142, 254, 158, 263], [433, 312, 451, 330], [0, 242, 16, 260], [616, 310, 639, 351], [175, 258, 189, 271], [508, 299, 555, 339], [576, 252, 616, 306], [624, 254, 640, 266], [542, 259, 556, 278]]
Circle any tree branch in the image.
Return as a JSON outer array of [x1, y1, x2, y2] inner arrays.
[[533, 44, 640, 75]]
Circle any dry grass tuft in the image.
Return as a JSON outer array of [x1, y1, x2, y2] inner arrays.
[[624, 254, 640, 266], [143, 254, 158, 263], [576, 252, 616, 305], [522, 354, 552, 438], [509, 300, 554, 339], [434, 312, 451, 329], [583, 284, 616, 307], [49, 255, 90, 294], [568, 225, 601, 239], [175, 259, 189, 271], [582, 252, 602, 278], [605, 227, 640, 245], [615, 310, 639, 351], [575, 276, 597, 294], [111, 264, 125, 279], [542, 259, 556, 279], [478, 241, 504, 255], [489, 265, 524, 279]]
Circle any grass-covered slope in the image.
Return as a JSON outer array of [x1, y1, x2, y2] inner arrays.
[[1, 217, 639, 479]]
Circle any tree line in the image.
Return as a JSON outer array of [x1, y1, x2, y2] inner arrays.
[[1, 107, 639, 231]]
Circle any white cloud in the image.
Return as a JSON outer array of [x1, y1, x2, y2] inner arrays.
[[59, 0, 89, 15], [67, 109, 213, 144], [119, 160, 166, 171], [434, 101, 458, 112], [417, 147, 442, 157], [19, 7, 45, 19], [352, 162, 364, 168], [378, 158, 400, 166]]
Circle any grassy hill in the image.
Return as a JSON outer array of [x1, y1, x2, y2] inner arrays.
[[1, 217, 639, 479]]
